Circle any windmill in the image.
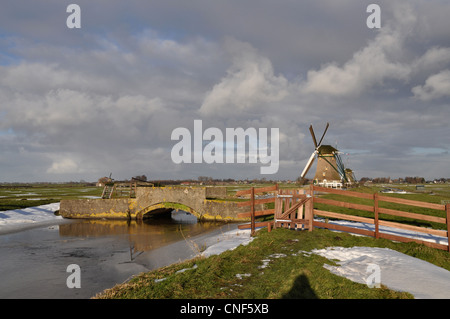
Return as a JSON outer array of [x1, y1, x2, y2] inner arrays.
[[300, 123, 349, 187]]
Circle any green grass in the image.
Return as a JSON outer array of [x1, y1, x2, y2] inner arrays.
[[0, 184, 103, 211], [95, 227, 450, 299]]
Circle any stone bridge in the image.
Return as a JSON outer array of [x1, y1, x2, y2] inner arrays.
[[60, 186, 252, 222]]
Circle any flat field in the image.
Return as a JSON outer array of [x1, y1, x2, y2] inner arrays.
[[0, 184, 102, 211]]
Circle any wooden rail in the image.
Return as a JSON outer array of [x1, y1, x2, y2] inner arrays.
[[312, 185, 450, 252], [236, 184, 449, 252]]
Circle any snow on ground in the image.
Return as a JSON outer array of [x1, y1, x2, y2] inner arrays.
[[305, 219, 450, 298], [0, 203, 62, 234], [201, 228, 254, 257], [312, 246, 450, 299]]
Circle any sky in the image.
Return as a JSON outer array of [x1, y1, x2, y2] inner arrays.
[[0, 0, 450, 182]]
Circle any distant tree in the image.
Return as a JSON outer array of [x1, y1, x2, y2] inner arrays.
[[296, 176, 310, 185], [404, 176, 425, 184], [373, 177, 390, 184], [359, 177, 371, 183], [132, 175, 147, 182], [98, 176, 111, 184]]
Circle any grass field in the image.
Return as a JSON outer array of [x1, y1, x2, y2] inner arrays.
[[0, 184, 103, 211]]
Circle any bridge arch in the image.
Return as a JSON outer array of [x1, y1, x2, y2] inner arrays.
[[135, 202, 201, 220]]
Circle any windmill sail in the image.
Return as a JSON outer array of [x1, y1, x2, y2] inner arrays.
[[300, 150, 317, 178], [334, 152, 348, 182], [300, 122, 329, 179], [309, 125, 318, 148], [317, 122, 329, 146]]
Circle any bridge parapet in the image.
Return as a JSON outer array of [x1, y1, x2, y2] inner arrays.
[[60, 186, 248, 221]]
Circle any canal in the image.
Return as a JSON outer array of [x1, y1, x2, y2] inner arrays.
[[0, 211, 236, 299]]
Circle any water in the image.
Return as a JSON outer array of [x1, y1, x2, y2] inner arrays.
[[0, 211, 231, 299]]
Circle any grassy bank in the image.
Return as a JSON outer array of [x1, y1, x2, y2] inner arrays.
[[94, 227, 450, 299]]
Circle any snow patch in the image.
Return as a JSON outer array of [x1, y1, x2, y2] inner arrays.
[[0, 203, 62, 234], [312, 246, 450, 299], [235, 273, 251, 279], [201, 229, 254, 257]]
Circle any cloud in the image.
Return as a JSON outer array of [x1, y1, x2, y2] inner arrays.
[[47, 158, 80, 174], [1, 1, 450, 182], [199, 38, 289, 117], [412, 69, 450, 101], [301, 22, 411, 96], [413, 47, 450, 74]]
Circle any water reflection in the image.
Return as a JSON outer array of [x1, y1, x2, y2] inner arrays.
[[58, 210, 224, 253], [0, 210, 233, 299]]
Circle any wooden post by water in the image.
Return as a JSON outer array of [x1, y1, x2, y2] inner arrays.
[[306, 184, 314, 232], [251, 187, 255, 236], [374, 192, 379, 239], [446, 204, 450, 253]]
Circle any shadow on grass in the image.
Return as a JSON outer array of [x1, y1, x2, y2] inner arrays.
[[281, 274, 318, 299]]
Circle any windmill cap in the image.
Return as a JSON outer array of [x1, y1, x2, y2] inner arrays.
[[317, 145, 338, 154]]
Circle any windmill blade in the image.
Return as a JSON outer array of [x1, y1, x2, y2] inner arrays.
[[334, 152, 348, 182], [317, 122, 329, 147], [309, 125, 318, 148], [301, 150, 317, 178]]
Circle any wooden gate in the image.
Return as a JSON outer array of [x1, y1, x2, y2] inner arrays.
[[273, 188, 312, 231], [236, 185, 313, 235]]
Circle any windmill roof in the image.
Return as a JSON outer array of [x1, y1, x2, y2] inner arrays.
[[318, 144, 338, 154]]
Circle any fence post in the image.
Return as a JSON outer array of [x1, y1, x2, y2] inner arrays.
[[374, 192, 379, 239], [446, 204, 450, 253], [251, 187, 255, 236], [307, 184, 314, 232], [270, 183, 278, 232]]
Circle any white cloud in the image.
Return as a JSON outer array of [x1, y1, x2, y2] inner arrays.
[[199, 38, 289, 117], [412, 69, 450, 101], [413, 47, 450, 73], [47, 158, 79, 174], [301, 25, 411, 96]]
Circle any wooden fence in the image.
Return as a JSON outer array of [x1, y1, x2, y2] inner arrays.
[[235, 184, 450, 252], [312, 185, 450, 252], [236, 185, 278, 235]]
